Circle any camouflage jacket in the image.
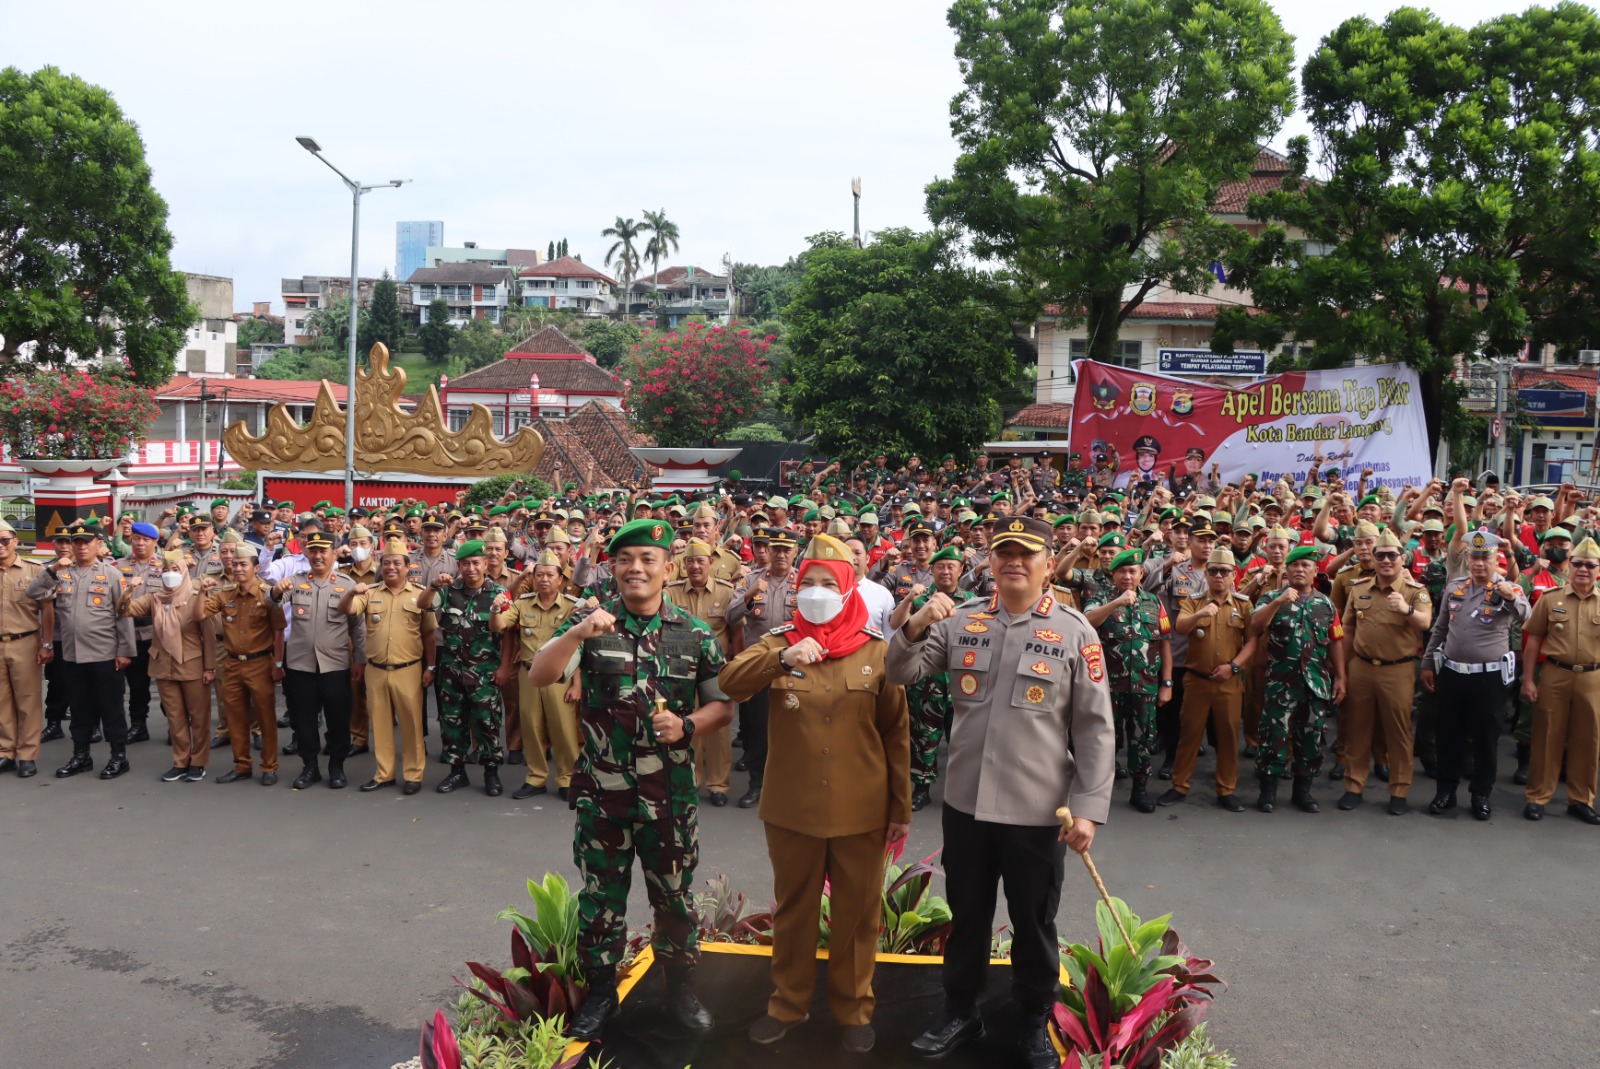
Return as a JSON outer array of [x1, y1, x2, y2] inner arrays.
[[1084, 588, 1169, 692], [436, 579, 507, 677], [1255, 588, 1343, 700]]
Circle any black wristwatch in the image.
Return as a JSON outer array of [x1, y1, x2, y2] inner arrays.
[[679, 715, 697, 743]]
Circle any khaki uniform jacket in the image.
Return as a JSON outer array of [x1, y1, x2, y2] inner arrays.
[[720, 628, 912, 837], [201, 580, 287, 657], [1342, 575, 1431, 662], [349, 582, 434, 666], [728, 567, 798, 647], [408, 547, 457, 590], [27, 564, 136, 663], [664, 578, 735, 654], [668, 546, 743, 586], [0, 556, 45, 639], [1178, 591, 1254, 675], [495, 591, 580, 663], [886, 592, 1116, 826], [1523, 584, 1600, 665], [121, 592, 215, 681]]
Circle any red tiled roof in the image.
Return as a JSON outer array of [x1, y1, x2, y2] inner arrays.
[[1042, 301, 1257, 322], [635, 265, 713, 288], [1007, 402, 1074, 429], [158, 375, 347, 404], [447, 352, 621, 394], [1212, 146, 1296, 214], [518, 256, 616, 285], [1512, 367, 1598, 394], [531, 401, 657, 488], [507, 326, 587, 357]]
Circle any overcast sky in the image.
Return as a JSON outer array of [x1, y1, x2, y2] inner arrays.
[[5, 0, 1537, 316]]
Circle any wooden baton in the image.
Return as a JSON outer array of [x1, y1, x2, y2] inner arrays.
[[1056, 805, 1136, 955]]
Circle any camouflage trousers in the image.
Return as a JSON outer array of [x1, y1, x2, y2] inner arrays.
[[573, 794, 700, 982], [1412, 661, 1438, 769], [908, 675, 953, 787], [1512, 662, 1541, 745], [1256, 683, 1331, 779], [438, 666, 504, 767], [1111, 687, 1159, 780]]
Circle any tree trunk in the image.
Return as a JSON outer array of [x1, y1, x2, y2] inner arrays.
[[1419, 366, 1444, 466], [1086, 293, 1122, 364]]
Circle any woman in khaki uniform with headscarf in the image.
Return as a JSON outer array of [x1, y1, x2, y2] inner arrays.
[[719, 533, 911, 1055], [120, 550, 216, 782]]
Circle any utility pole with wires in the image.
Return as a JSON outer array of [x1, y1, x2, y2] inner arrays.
[[851, 177, 862, 248]]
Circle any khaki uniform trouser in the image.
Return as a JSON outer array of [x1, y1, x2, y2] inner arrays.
[[221, 655, 277, 772], [157, 676, 212, 767], [695, 723, 733, 794], [1528, 664, 1600, 808], [367, 662, 426, 784], [0, 638, 43, 761], [1172, 673, 1242, 796], [1343, 660, 1413, 797], [517, 668, 580, 788]]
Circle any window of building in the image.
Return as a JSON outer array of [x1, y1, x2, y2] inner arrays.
[[481, 285, 496, 301], [1067, 338, 1142, 369], [419, 285, 436, 300], [491, 411, 506, 437], [486, 308, 500, 324], [448, 407, 470, 432]]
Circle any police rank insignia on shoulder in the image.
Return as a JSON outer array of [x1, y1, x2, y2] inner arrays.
[[769, 623, 794, 635], [864, 626, 883, 639]]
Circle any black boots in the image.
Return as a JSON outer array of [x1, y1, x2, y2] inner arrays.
[[1256, 774, 1278, 813], [1291, 775, 1319, 813], [911, 784, 932, 811], [292, 764, 322, 790], [55, 750, 94, 778], [327, 761, 347, 789], [40, 721, 64, 743], [1129, 776, 1155, 813], [98, 751, 129, 780], [664, 965, 713, 1032], [568, 981, 619, 1041], [1513, 743, 1530, 786], [126, 721, 150, 744], [484, 767, 502, 797], [436, 763, 470, 793]]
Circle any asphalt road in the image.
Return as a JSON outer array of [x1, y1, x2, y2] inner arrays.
[[1, 727, 1595, 1069]]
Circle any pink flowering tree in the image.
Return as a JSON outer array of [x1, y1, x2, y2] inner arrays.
[[0, 368, 160, 459], [620, 321, 771, 447]]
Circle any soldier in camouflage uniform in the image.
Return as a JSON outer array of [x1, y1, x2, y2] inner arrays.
[[1082, 547, 1171, 813], [1248, 545, 1348, 814], [1053, 530, 1123, 610], [889, 545, 972, 811], [419, 539, 510, 797], [529, 518, 734, 1042]]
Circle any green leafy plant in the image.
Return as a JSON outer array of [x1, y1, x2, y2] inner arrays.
[[1160, 1023, 1236, 1069], [693, 873, 773, 945], [0, 369, 159, 459], [879, 840, 954, 955], [498, 873, 582, 982]]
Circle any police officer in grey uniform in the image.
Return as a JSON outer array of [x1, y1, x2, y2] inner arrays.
[[28, 521, 137, 779], [1421, 528, 1527, 820], [270, 531, 367, 789], [888, 515, 1114, 1069], [726, 526, 800, 809], [870, 518, 937, 604]]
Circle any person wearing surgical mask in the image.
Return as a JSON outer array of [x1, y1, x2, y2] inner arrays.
[[119, 551, 217, 782], [338, 526, 380, 758], [718, 533, 911, 1056]]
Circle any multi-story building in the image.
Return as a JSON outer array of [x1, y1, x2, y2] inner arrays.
[[406, 265, 515, 326], [631, 266, 735, 325], [174, 273, 238, 376], [438, 326, 623, 436], [280, 275, 416, 343], [396, 221, 444, 283], [516, 256, 617, 314], [422, 244, 543, 270]]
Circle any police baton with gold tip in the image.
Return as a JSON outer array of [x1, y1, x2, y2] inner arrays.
[[1056, 805, 1136, 955]]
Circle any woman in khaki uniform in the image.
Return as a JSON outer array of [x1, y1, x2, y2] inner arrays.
[[120, 550, 216, 782], [719, 533, 911, 1055]]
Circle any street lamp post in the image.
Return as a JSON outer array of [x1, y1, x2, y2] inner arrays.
[[295, 137, 410, 510]]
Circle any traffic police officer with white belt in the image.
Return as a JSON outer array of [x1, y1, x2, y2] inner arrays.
[[1421, 528, 1527, 821]]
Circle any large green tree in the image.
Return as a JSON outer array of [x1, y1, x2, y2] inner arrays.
[[1214, 4, 1600, 457], [237, 317, 283, 349], [449, 317, 511, 371], [419, 298, 455, 363], [926, 0, 1295, 362], [782, 229, 1018, 461], [733, 259, 806, 321], [579, 317, 641, 369], [365, 271, 405, 353], [0, 66, 195, 384]]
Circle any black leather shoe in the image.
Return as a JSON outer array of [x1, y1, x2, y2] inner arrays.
[[733, 756, 747, 772], [360, 778, 393, 793], [1567, 802, 1600, 825], [436, 768, 470, 794], [160, 765, 189, 782], [1157, 760, 1174, 781], [1019, 1017, 1057, 1069], [557, 786, 569, 802], [276, 714, 291, 728], [260, 771, 278, 786], [738, 785, 762, 808], [217, 769, 252, 784], [1256, 776, 1277, 813], [911, 784, 932, 812], [55, 751, 94, 778], [512, 782, 545, 800], [252, 735, 262, 752], [185, 766, 206, 782], [568, 984, 619, 1040], [1337, 791, 1362, 811], [327, 765, 348, 789], [1428, 792, 1457, 815], [40, 722, 64, 743], [1387, 795, 1409, 816], [1157, 788, 1186, 807], [347, 744, 369, 756], [17, 760, 37, 778], [1114, 762, 1128, 781], [1129, 776, 1155, 813], [1374, 763, 1391, 782], [0, 758, 15, 774], [282, 740, 299, 756], [1242, 744, 1259, 759], [99, 752, 130, 780], [484, 768, 502, 797], [1328, 762, 1346, 781], [1291, 776, 1320, 813], [1218, 793, 1245, 812], [664, 967, 713, 1031], [126, 722, 150, 744], [210, 736, 230, 749], [402, 780, 421, 795], [292, 767, 322, 790], [1470, 793, 1491, 821], [910, 1006, 983, 1057], [708, 791, 728, 807], [1524, 802, 1544, 821], [1513, 761, 1530, 786], [505, 750, 525, 765]]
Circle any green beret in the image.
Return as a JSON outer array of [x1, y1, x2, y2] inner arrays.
[[1358, 494, 1381, 507], [314, 500, 330, 510], [210, 498, 228, 509], [564, 482, 578, 491], [607, 518, 675, 555], [487, 505, 511, 516], [325, 506, 345, 517], [1097, 531, 1125, 549], [1052, 514, 1076, 528], [1285, 545, 1321, 565], [803, 508, 821, 521], [726, 469, 743, 481], [1110, 548, 1144, 571], [455, 539, 486, 560], [929, 545, 962, 565]]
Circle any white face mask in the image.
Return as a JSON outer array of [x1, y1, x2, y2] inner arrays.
[[160, 571, 184, 589], [796, 585, 845, 625], [352, 546, 372, 563]]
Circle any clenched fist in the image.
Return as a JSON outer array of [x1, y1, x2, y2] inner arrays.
[[1200, 602, 1219, 618], [1278, 587, 1300, 605], [913, 591, 956, 630], [1386, 591, 1408, 613], [432, 573, 454, 588], [575, 609, 617, 638], [784, 637, 828, 667]]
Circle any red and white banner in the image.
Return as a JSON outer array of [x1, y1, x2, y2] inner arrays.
[[1068, 362, 1432, 490]]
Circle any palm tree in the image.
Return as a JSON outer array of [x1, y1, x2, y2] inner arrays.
[[641, 208, 681, 306], [601, 216, 643, 316]]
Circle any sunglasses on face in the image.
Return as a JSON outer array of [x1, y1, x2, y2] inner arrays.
[[1205, 567, 1232, 576], [1572, 560, 1598, 569], [1373, 551, 1400, 562], [0, 537, 14, 546]]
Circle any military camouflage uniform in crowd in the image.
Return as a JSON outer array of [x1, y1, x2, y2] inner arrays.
[[1410, 551, 1451, 771], [1056, 566, 1114, 612], [435, 578, 508, 767], [905, 586, 974, 787], [1255, 589, 1344, 778], [1084, 587, 1169, 779], [554, 598, 728, 981]]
